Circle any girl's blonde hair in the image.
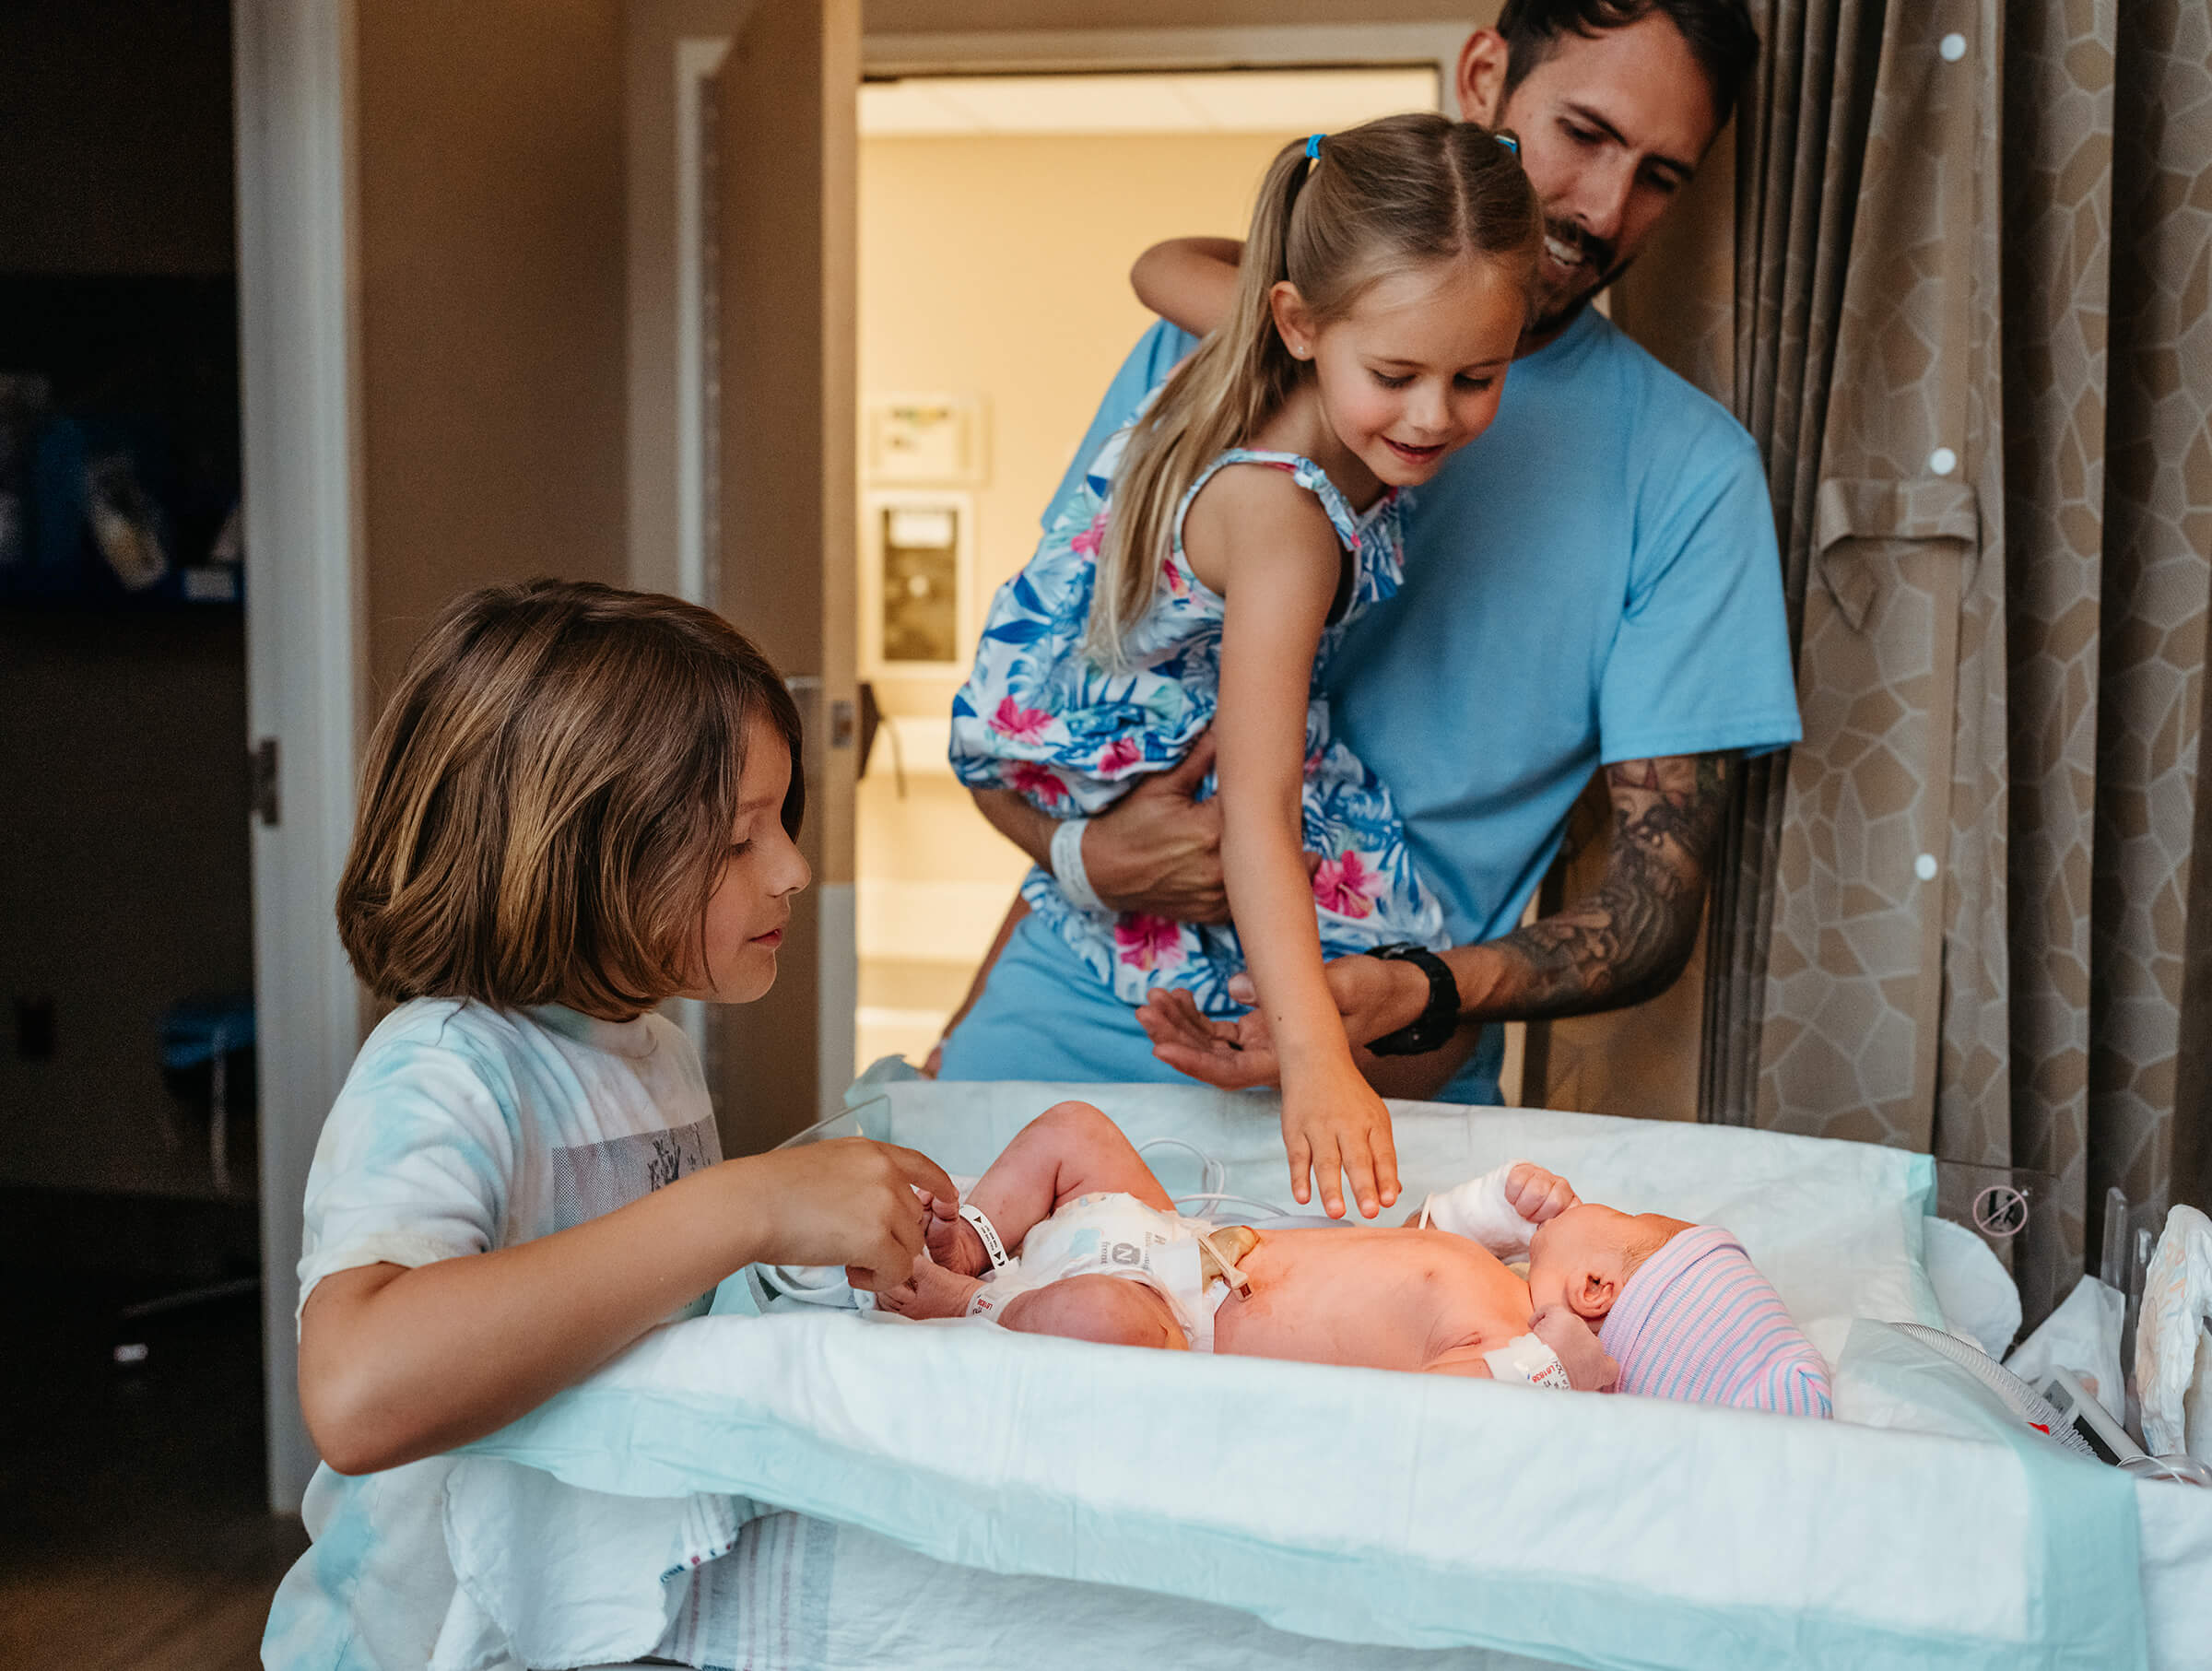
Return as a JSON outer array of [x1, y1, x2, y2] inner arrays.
[[1089, 112, 1540, 667], [337, 580, 804, 1018]]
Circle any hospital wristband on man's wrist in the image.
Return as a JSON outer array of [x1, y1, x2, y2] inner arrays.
[[1050, 817, 1108, 914], [1483, 1333, 1573, 1390]]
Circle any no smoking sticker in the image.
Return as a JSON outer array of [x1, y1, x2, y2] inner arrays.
[[1971, 1183, 2028, 1239]]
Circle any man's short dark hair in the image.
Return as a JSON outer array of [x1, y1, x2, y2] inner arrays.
[[1496, 0, 1760, 130]]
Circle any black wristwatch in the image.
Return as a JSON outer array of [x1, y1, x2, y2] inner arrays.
[[1364, 943, 1459, 1056]]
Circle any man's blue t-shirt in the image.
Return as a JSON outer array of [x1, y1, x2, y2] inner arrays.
[[1050, 309, 1800, 947], [941, 308, 1799, 1099]]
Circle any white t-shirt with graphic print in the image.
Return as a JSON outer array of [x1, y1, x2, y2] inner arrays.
[[263, 997, 723, 1671]]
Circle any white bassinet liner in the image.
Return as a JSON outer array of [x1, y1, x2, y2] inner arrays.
[[441, 1079, 2153, 1671]]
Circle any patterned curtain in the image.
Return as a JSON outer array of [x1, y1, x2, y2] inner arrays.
[[1619, 0, 2211, 1324]]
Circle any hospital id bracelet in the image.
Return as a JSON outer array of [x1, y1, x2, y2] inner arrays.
[[1364, 943, 1458, 1056], [1049, 816, 1109, 915], [1482, 1332, 1573, 1390]]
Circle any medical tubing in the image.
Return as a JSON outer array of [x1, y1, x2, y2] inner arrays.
[[2119, 1453, 2212, 1488], [1136, 1136, 1228, 1202], [1171, 1190, 1297, 1222], [1892, 1324, 2100, 1460]]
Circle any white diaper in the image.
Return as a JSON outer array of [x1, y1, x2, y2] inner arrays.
[[967, 1193, 1238, 1352]]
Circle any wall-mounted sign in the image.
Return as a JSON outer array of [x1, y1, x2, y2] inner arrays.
[[865, 393, 987, 486]]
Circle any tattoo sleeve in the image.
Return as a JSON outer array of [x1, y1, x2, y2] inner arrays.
[[1465, 752, 1734, 1022]]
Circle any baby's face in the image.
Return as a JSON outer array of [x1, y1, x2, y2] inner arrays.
[[1526, 1204, 1688, 1322]]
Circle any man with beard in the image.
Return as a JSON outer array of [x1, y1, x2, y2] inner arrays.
[[939, 0, 1796, 1117]]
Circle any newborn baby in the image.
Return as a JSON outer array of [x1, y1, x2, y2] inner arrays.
[[877, 1102, 1831, 1416]]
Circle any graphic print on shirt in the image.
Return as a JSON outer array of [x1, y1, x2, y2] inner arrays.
[[551, 1116, 717, 1228]]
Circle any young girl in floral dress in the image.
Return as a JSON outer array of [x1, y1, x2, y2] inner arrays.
[[949, 113, 1538, 1220]]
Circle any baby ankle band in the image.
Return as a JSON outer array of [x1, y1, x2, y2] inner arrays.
[[959, 1203, 1013, 1273]]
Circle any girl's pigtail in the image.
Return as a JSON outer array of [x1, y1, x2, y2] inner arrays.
[[1087, 135, 1315, 670]]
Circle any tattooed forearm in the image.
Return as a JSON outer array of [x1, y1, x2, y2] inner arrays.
[[1456, 752, 1733, 1023]]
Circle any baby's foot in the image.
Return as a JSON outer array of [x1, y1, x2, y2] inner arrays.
[[922, 1196, 992, 1277], [875, 1256, 985, 1321]]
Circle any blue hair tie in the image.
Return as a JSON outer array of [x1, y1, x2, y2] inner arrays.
[[1305, 133, 1324, 160], [1495, 132, 1520, 155]]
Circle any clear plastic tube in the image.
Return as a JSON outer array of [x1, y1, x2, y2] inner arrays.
[[1136, 1136, 1226, 1203], [1170, 1190, 1299, 1222]]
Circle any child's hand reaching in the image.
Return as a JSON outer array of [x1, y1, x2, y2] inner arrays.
[[749, 1137, 956, 1292], [1282, 1070, 1400, 1219]]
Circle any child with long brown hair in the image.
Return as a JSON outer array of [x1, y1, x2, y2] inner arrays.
[[265, 580, 953, 1668], [947, 112, 1540, 1220]]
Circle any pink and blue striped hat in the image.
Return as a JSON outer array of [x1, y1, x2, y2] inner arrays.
[[1597, 1225, 1833, 1418]]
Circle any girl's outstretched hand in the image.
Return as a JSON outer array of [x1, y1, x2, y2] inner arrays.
[[748, 1137, 955, 1292], [1280, 1072, 1400, 1220]]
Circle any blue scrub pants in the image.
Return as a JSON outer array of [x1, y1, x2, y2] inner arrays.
[[935, 913, 1503, 1104]]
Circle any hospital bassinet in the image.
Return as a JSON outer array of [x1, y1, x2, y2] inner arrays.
[[440, 1069, 2212, 1671]]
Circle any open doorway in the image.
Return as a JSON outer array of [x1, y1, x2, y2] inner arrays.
[[849, 65, 1441, 1073], [0, 0, 309, 1643]]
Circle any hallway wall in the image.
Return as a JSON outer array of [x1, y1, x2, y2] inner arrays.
[[355, 0, 631, 702]]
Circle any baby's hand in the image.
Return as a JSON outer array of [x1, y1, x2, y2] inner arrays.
[[1531, 1302, 1618, 1393], [1281, 1076, 1400, 1219], [750, 1137, 954, 1292], [1503, 1163, 1579, 1226]]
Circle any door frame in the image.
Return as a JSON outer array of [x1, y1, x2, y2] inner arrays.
[[665, 18, 1472, 618], [234, 0, 365, 1513], [862, 22, 1469, 81]]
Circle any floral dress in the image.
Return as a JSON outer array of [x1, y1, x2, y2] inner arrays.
[[949, 421, 1448, 1014]]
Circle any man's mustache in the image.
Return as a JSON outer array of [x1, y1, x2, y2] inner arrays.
[[1543, 217, 1617, 276]]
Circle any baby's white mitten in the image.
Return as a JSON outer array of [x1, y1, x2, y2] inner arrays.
[[1421, 1161, 1539, 1258]]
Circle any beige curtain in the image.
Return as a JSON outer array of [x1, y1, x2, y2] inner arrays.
[[1617, 0, 2211, 1324]]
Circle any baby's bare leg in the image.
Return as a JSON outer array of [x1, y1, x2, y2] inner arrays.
[[997, 1274, 1188, 1350], [934, 1102, 1176, 1275]]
